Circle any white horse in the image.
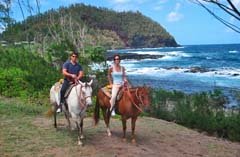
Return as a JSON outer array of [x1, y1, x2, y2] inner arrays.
[[50, 79, 93, 145]]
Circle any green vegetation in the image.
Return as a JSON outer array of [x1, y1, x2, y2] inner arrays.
[[149, 89, 240, 141], [0, 46, 60, 101], [0, 45, 106, 102]]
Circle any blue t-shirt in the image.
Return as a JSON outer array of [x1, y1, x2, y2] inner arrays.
[[62, 60, 82, 79]]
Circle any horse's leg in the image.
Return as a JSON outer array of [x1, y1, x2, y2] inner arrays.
[[76, 121, 83, 146], [53, 105, 57, 128], [103, 108, 111, 136], [64, 112, 71, 130], [80, 118, 84, 139], [122, 117, 127, 141], [131, 117, 137, 143]]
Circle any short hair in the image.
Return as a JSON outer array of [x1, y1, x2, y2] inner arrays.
[[70, 51, 78, 57]]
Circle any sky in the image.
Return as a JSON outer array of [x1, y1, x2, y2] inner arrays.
[[10, 0, 240, 45]]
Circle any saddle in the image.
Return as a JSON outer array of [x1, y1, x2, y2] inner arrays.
[[64, 83, 75, 98], [53, 80, 76, 111], [53, 79, 75, 99], [101, 85, 123, 101]]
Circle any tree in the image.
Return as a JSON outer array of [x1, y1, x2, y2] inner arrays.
[[190, 0, 240, 33], [0, 0, 14, 30]]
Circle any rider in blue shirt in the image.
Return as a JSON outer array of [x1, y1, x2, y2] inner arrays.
[[59, 51, 83, 112]]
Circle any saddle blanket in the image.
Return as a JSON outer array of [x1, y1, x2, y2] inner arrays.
[[101, 85, 122, 100]]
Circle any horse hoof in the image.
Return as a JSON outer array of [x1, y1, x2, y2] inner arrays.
[[78, 141, 83, 146], [107, 132, 112, 137], [107, 129, 112, 136], [131, 139, 136, 143], [122, 138, 127, 142], [80, 135, 84, 139]]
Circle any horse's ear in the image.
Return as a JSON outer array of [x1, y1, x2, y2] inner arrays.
[[89, 74, 96, 79], [87, 79, 93, 86], [79, 80, 85, 86]]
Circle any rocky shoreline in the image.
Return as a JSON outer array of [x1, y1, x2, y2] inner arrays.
[[106, 52, 240, 77], [106, 52, 164, 60]]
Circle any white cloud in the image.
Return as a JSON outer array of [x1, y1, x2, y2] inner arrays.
[[107, 0, 141, 12], [57, 0, 79, 3], [156, 0, 168, 4], [167, 3, 184, 22], [153, 6, 163, 11], [175, 2, 181, 11], [111, 0, 132, 4], [153, 0, 168, 11], [167, 12, 183, 22]]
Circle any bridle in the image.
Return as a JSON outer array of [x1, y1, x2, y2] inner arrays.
[[126, 87, 146, 112], [75, 82, 92, 109]]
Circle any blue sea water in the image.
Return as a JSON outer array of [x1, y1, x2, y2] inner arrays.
[[107, 44, 240, 107]]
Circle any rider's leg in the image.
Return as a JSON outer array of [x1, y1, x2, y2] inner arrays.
[[59, 79, 69, 111], [110, 84, 121, 115]]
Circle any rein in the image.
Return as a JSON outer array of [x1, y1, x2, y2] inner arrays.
[[126, 87, 143, 112], [75, 83, 90, 109], [135, 88, 145, 105]]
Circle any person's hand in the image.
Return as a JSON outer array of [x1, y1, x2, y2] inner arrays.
[[71, 74, 77, 79], [74, 78, 78, 84], [107, 84, 112, 89], [123, 80, 128, 88]]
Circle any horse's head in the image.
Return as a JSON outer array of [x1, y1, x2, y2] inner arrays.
[[78, 79, 93, 106], [137, 86, 151, 107]]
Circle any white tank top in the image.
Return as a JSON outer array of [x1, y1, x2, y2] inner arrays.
[[112, 65, 124, 85]]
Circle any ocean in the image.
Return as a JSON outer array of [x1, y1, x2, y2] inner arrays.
[[107, 44, 240, 107]]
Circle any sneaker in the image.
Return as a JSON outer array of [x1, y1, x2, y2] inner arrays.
[[56, 108, 61, 113], [111, 110, 116, 116], [56, 103, 63, 113]]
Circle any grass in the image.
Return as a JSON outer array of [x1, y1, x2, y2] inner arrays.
[[1, 97, 239, 157], [0, 101, 81, 157]]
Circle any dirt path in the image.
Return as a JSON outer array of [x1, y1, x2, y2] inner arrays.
[[33, 116, 240, 157]]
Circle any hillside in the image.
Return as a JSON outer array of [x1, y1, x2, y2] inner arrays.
[[0, 3, 178, 49], [0, 97, 239, 157]]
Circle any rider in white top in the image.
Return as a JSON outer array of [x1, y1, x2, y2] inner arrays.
[[108, 54, 128, 116]]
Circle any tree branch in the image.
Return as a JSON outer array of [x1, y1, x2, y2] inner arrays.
[[191, 0, 240, 33], [226, 0, 240, 17]]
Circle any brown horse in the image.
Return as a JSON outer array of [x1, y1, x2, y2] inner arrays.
[[94, 86, 151, 142]]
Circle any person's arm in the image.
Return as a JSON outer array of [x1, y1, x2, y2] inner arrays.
[[62, 68, 76, 79], [108, 67, 113, 85], [77, 70, 84, 81], [122, 66, 127, 82]]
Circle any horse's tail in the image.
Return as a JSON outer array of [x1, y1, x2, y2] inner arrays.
[[94, 95, 100, 126], [45, 103, 55, 117], [45, 107, 54, 117]]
